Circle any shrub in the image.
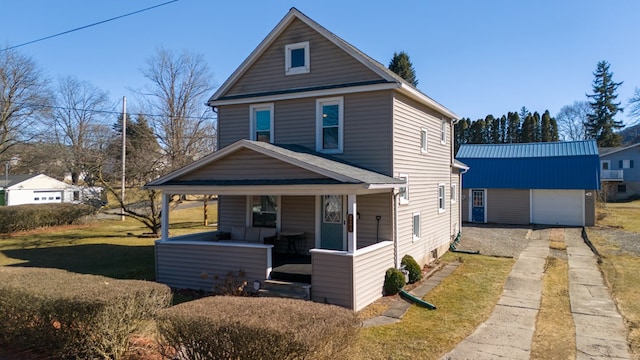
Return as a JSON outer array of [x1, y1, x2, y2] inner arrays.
[[0, 267, 172, 359], [0, 203, 96, 234], [383, 267, 406, 295], [401, 254, 422, 283], [157, 296, 360, 360]]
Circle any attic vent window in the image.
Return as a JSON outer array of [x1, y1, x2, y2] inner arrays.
[[285, 41, 310, 75]]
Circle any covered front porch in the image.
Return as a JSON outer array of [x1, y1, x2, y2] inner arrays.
[[146, 140, 403, 310]]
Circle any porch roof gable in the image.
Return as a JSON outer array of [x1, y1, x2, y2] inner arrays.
[[145, 140, 403, 190]]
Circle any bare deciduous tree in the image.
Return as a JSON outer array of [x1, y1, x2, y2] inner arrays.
[[138, 48, 216, 173], [556, 101, 590, 141], [49, 76, 113, 185], [628, 87, 640, 126], [0, 46, 52, 161]]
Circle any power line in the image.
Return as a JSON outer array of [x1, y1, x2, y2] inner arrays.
[[3, 1, 178, 51]]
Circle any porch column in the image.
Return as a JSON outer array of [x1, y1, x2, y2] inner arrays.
[[347, 194, 357, 253], [161, 193, 170, 240]]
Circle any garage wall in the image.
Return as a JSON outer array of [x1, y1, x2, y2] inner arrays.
[[585, 190, 596, 226], [487, 189, 530, 224]]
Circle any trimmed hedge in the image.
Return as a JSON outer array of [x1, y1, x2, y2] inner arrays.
[[0, 267, 172, 359], [383, 267, 406, 295], [0, 203, 97, 234], [401, 254, 422, 283], [157, 296, 360, 360]]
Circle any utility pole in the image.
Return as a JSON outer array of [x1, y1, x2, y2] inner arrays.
[[121, 96, 126, 221]]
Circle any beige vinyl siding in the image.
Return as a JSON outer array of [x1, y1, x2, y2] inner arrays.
[[486, 189, 530, 225], [311, 251, 353, 308], [356, 193, 393, 248], [156, 240, 271, 290], [226, 19, 382, 97], [281, 195, 316, 253], [218, 104, 249, 148], [353, 242, 394, 311], [462, 188, 470, 222], [585, 190, 595, 226], [393, 93, 453, 266], [450, 169, 461, 236], [218, 195, 246, 231], [178, 148, 326, 181]]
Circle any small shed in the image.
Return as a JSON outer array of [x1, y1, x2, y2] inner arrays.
[[0, 174, 75, 206], [456, 140, 600, 226]]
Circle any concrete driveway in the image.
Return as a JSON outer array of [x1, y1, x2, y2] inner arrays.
[[442, 226, 630, 360]]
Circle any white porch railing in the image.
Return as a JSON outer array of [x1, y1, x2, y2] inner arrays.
[[601, 169, 624, 181]]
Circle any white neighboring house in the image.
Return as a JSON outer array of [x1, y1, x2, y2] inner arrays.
[[0, 174, 99, 206]]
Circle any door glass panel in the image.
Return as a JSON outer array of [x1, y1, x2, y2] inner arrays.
[[472, 191, 484, 207], [323, 195, 342, 224]]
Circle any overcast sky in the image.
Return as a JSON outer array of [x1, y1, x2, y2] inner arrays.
[[2, 0, 639, 125]]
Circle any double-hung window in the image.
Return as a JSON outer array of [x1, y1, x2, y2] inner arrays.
[[250, 103, 274, 143], [438, 184, 446, 213], [251, 195, 278, 228], [285, 41, 310, 75], [316, 97, 343, 153]]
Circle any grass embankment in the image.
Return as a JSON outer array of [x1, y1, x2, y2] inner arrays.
[[531, 228, 575, 359], [589, 200, 640, 358], [353, 253, 514, 359], [0, 202, 215, 280]]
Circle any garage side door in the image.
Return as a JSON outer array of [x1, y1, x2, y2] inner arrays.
[[531, 190, 584, 226]]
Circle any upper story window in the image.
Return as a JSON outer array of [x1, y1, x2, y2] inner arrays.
[[398, 173, 409, 205], [250, 103, 274, 142], [601, 160, 610, 170], [285, 41, 310, 75], [620, 160, 634, 169], [440, 120, 447, 144], [420, 128, 428, 153], [438, 184, 446, 213], [316, 97, 343, 153]]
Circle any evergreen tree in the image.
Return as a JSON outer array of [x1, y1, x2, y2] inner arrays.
[[469, 119, 486, 143], [585, 60, 624, 147], [506, 112, 520, 143], [486, 115, 500, 143], [388, 51, 419, 87], [541, 110, 553, 142], [521, 114, 535, 142], [532, 112, 541, 142], [454, 118, 470, 153], [550, 117, 559, 141], [499, 115, 507, 143]]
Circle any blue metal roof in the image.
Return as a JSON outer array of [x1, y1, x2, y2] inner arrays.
[[456, 140, 599, 158], [457, 141, 600, 190]]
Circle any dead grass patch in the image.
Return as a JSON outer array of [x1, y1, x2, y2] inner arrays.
[[353, 253, 514, 359], [597, 201, 640, 232], [531, 256, 575, 359], [588, 228, 640, 357]]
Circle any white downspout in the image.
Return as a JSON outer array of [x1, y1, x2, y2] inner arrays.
[[393, 190, 399, 268]]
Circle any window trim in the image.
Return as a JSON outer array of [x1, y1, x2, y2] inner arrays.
[[440, 119, 447, 145], [249, 103, 274, 143], [315, 97, 344, 154], [412, 212, 421, 241], [247, 195, 281, 229], [398, 173, 409, 205], [285, 41, 310, 75], [438, 184, 446, 213], [420, 127, 428, 153], [451, 183, 457, 203]]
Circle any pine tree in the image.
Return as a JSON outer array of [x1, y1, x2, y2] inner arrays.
[[388, 51, 419, 87], [585, 60, 624, 147], [521, 114, 534, 143], [469, 119, 486, 143], [506, 112, 520, 143], [541, 110, 553, 142], [454, 118, 470, 153], [499, 115, 507, 143]]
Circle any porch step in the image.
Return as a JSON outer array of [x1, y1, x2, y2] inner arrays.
[[258, 280, 311, 301]]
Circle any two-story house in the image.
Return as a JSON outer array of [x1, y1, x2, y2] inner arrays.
[[600, 143, 640, 201], [145, 8, 465, 311]]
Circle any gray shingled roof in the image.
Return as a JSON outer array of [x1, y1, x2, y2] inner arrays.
[[0, 174, 39, 188]]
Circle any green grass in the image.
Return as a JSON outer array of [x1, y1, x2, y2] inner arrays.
[[353, 253, 514, 359], [0, 202, 216, 280]]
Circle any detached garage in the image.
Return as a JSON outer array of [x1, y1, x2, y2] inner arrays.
[[456, 140, 600, 226]]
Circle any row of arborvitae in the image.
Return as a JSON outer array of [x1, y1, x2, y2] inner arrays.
[[156, 296, 360, 360], [0, 203, 97, 233], [0, 267, 172, 359], [383, 255, 423, 295]]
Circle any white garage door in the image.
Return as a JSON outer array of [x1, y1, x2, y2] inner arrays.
[[531, 190, 584, 226]]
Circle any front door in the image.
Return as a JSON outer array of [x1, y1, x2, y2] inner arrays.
[[320, 195, 344, 250], [471, 190, 485, 222]]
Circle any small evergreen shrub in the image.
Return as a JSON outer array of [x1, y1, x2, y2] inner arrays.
[[383, 267, 406, 295], [0, 203, 96, 234], [401, 254, 422, 283], [0, 267, 172, 359], [157, 296, 359, 360]]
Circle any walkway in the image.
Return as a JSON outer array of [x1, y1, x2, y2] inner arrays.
[[441, 227, 631, 359]]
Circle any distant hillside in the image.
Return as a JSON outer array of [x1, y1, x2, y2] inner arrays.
[[620, 123, 640, 145]]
